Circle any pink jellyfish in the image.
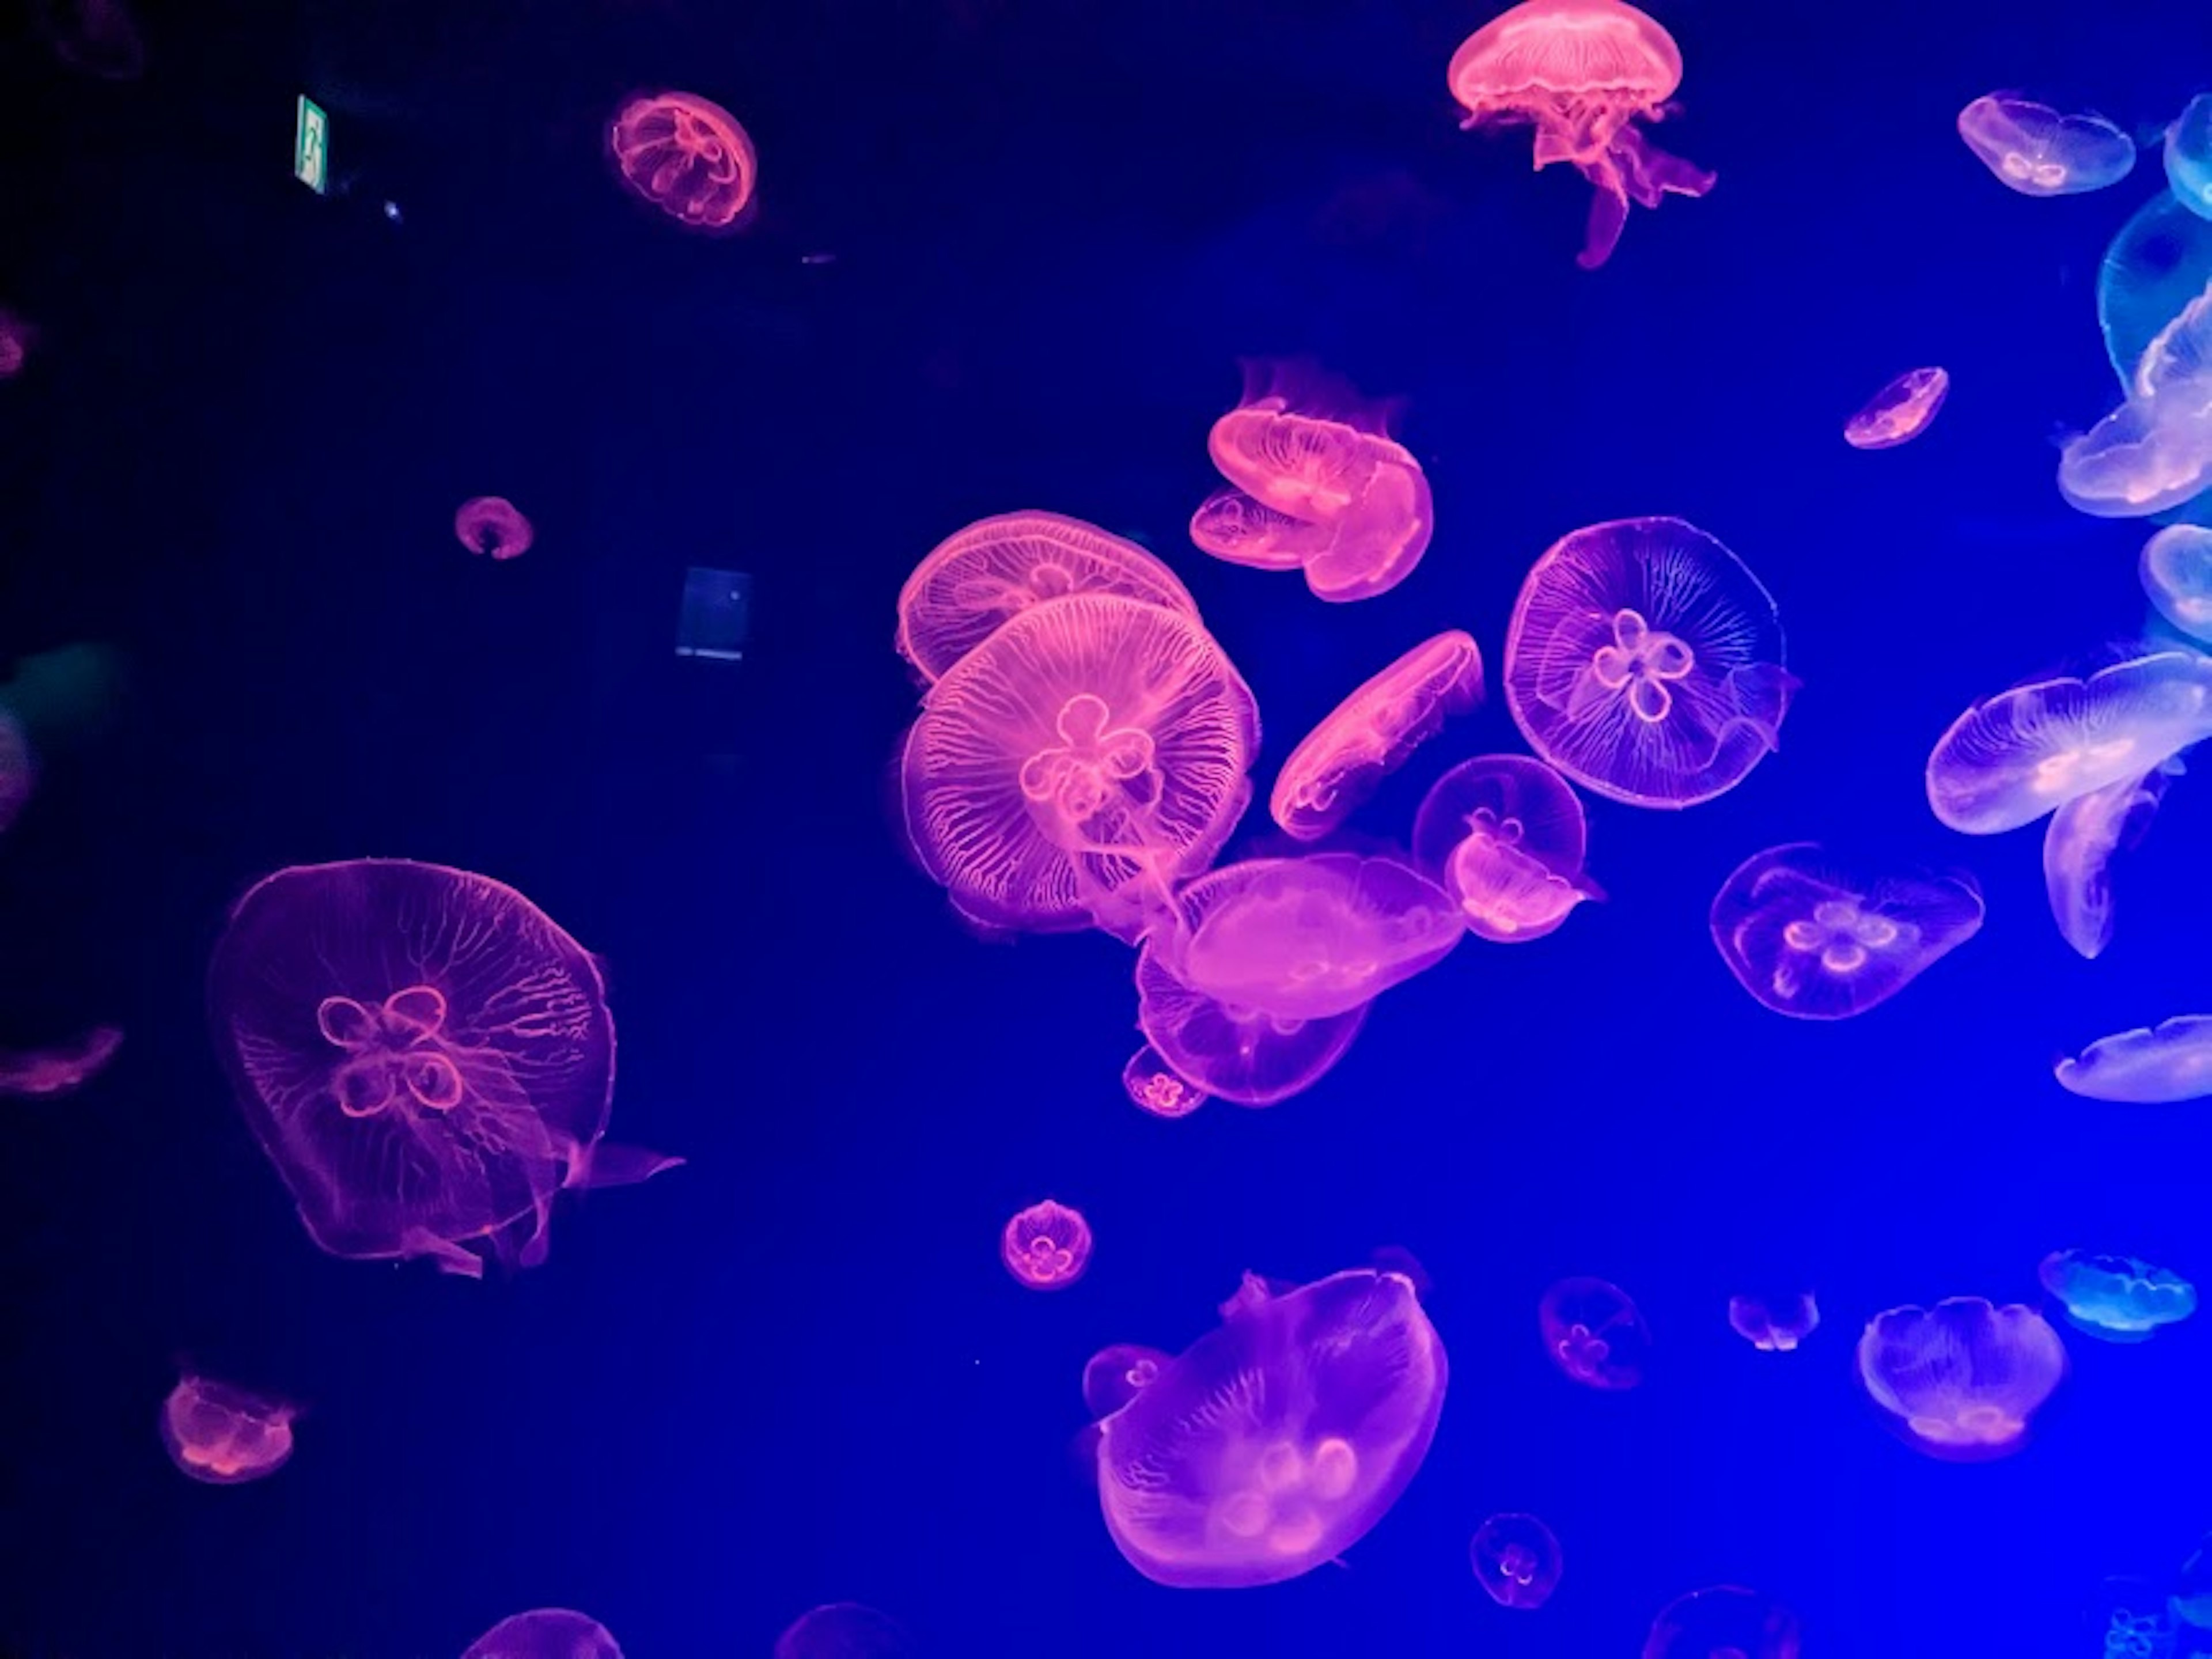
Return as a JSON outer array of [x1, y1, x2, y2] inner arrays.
[[454, 497, 533, 561], [1448, 0, 1715, 270], [900, 592, 1259, 938], [1957, 94, 2137, 197], [1642, 1586, 1802, 1658], [1469, 1512, 1563, 1610], [1270, 632, 1484, 840], [159, 1370, 296, 1486], [608, 90, 757, 232], [1121, 1045, 1208, 1119], [2056, 1015, 2212, 1103], [0, 1024, 123, 1099], [207, 859, 679, 1278], [772, 1603, 915, 1659], [1727, 1291, 1820, 1353], [1093, 1267, 1447, 1588], [461, 1609, 624, 1658], [1410, 754, 1598, 943], [1082, 1343, 1171, 1417], [1001, 1198, 1093, 1290], [896, 510, 1198, 684], [0, 306, 35, 379], [1843, 366, 1950, 450], [1539, 1276, 1647, 1389], [1854, 1297, 2067, 1461], [2042, 764, 2171, 959], [1504, 517, 1794, 808]]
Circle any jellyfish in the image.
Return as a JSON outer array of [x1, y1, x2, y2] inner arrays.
[[1001, 1198, 1093, 1290], [1093, 1267, 1447, 1588], [1447, 0, 1714, 268], [1469, 1512, 1563, 1610], [1843, 366, 1949, 450], [1271, 634, 1484, 842], [900, 591, 1259, 938], [1122, 1046, 1208, 1119], [206, 859, 679, 1278], [0, 707, 35, 837], [0, 306, 34, 379], [1854, 1297, 2066, 1461], [454, 497, 533, 561], [1727, 1292, 1819, 1353], [772, 1603, 916, 1659], [2169, 93, 2212, 221], [460, 1609, 624, 1659], [2058, 392, 2212, 520], [1189, 487, 1334, 572], [2043, 764, 2171, 959], [159, 1370, 296, 1486], [29, 0, 143, 80], [2176, 1537, 2212, 1629], [2037, 1249, 2196, 1342], [1410, 754, 1597, 942], [1082, 1343, 1171, 1417], [2142, 524, 2212, 641], [0, 1025, 123, 1099], [2088, 1577, 2181, 1658], [1956, 94, 2135, 196], [2056, 1015, 2212, 1103], [1709, 844, 1983, 1020], [1925, 652, 2212, 834], [1503, 517, 1793, 808], [607, 90, 757, 232], [1642, 1586, 1804, 1659], [1539, 1276, 1648, 1389], [2100, 192, 2212, 400]]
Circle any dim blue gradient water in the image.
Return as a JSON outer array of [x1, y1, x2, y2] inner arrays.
[[1, 0, 2209, 1652]]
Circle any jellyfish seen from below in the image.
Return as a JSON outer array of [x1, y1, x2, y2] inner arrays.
[[2100, 192, 2212, 400], [1270, 632, 1484, 841], [1843, 366, 1950, 450], [1122, 1046, 1208, 1119], [206, 859, 679, 1278], [2043, 764, 2171, 960], [1001, 1198, 1093, 1291], [1957, 95, 2135, 196], [900, 592, 1259, 939], [1539, 1277, 1649, 1389], [2142, 525, 2212, 641], [1469, 1512, 1563, 1610], [1093, 1267, 1447, 1588], [1448, 0, 1714, 269], [1709, 844, 1983, 1020], [2169, 94, 2212, 221], [1504, 517, 1793, 808], [454, 497, 533, 561], [1925, 652, 2212, 833], [2056, 1016, 2212, 1103], [0, 1025, 123, 1099], [1854, 1297, 2066, 1461], [2038, 1249, 2197, 1343], [608, 90, 757, 232], [1410, 754, 1597, 942], [1642, 1585, 1804, 1659], [1728, 1291, 1820, 1353], [160, 1371, 296, 1486], [772, 1602, 916, 1659], [1082, 1343, 1171, 1418], [460, 1608, 624, 1659]]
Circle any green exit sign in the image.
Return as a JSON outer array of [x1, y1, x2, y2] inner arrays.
[[294, 94, 329, 194]]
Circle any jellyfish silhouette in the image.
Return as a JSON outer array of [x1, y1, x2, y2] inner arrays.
[[1448, 0, 1714, 269], [0, 1025, 123, 1099], [1957, 95, 2135, 196], [1854, 1297, 2066, 1461], [1093, 1267, 1446, 1588], [1642, 1585, 1803, 1658], [159, 1370, 296, 1485], [2142, 525, 2212, 641], [1121, 1045, 1208, 1119], [454, 497, 533, 561], [772, 1602, 916, 1659], [2169, 94, 2212, 221], [608, 91, 757, 232], [1469, 1512, 1563, 1610], [1505, 517, 1793, 807], [1539, 1277, 1648, 1389], [1844, 366, 1949, 450], [460, 1608, 624, 1659], [2043, 764, 2171, 959], [2038, 1249, 2196, 1343], [1001, 1198, 1093, 1290], [1082, 1343, 1171, 1417], [0, 307, 35, 380], [2056, 1015, 2212, 1103], [207, 859, 679, 1278], [1728, 1291, 1820, 1352], [1271, 632, 1483, 841], [1411, 754, 1598, 944], [2100, 192, 2212, 399]]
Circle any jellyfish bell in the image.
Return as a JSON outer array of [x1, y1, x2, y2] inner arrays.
[[454, 497, 534, 561], [2041, 764, 2171, 959], [772, 1602, 916, 1659], [0, 306, 36, 379], [461, 1608, 625, 1659], [2169, 93, 2212, 222], [1727, 1290, 1820, 1353], [1957, 94, 2137, 196], [1082, 1343, 1172, 1418], [1844, 366, 1950, 450], [159, 1370, 297, 1486], [2037, 1248, 2198, 1343], [2056, 1014, 2212, 1103], [2141, 524, 2212, 641], [1270, 632, 1484, 842], [1854, 1296, 2067, 1463], [0, 1024, 123, 1098], [1469, 1512, 1563, 1610], [2057, 394, 2212, 520], [1410, 754, 1597, 942], [1641, 1585, 1803, 1659], [1539, 1276, 1648, 1389], [1121, 1045, 1208, 1118], [607, 89, 757, 233], [2100, 192, 2212, 400], [1001, 1198, 1094, 1290]]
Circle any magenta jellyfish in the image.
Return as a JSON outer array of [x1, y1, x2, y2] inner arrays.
[[0, 306, 35, 379], [1854, 1296, 2067, 1461], [1925, 652, 2212, 834], [159, 1370, 296, 1486], [1504, 517, 1793, 808], [900, 591, 1259, 939], [2169, 93, 2212, 221], [2038, 1249, 2197, 1343], [1082, 1343, 1171, 1417], [1469, 1512, 1563, 1610], [1002, 1198, 1093, 1290], [1727, 1291, 1820, 1353], [1121, 1045, 1208, 1119], [1843, 366, 1950, 450], [1411, 754, 1598, 944], [895, 510, 1199, 684], [1957, 94, 2136, 197], [2043, 764, 2172, 960], [608, 90, 757, 232], [1709, 844, 1983, 1021], [461, 1609, 624, 1659], [2142, 525, 2212, 642], [1093, 1267, 1447, 1588], [772, 1602, 915, 1659], [454, 497, 533, 561], [206, 859, 679, 1278], [2056, 1015, 2212, 1103], [1642, 1585, 1803, 1659], [0, 1025, 123, 1099], [1270, 632, 1484, 840], [1448, 0, 1715, 270], [1539, 1276, 1648, 1389]]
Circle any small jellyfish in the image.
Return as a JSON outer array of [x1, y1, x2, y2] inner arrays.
[[0, 306, 35, 379], [1411, 755, 1597, 944], [460, 1609, 624, 1659], [1002, 1198, 1093, 1291], [2100, 193, 2212, 399], [1854, 1296, 2067, 1461], [454, 497, 533, 561], [1094, 1267, 1448, 1588], [607, 90, 757, 232], [160, 1370, 296, 1486], [1505, 518, 1792, 808], [1843, 366, 1949, 450], [2056, 1015, 2212, 1103], [1082, 1343, 1171, 1417], [1642, 1585, 1803, 1659], [1728, 1291, 1820, 1353], [1469, 1512, 1563, 1610], [2038, 1249, 2197, 1342], [1271, 632, 1484, 841], [772, 1603, 916, 1659], [2043, 764, 2171, 959], [1957, 94, 2136, 196], [1448, 0, 1714, 269], [2142, 524, 2212, 641], [2169, 93, 2212, 221], [1539, 1276, 1648, 1390], [1122, 1046, 1208, 1119], [1709, 844, 1983, 1020], [0, 1025, 123, 1099]]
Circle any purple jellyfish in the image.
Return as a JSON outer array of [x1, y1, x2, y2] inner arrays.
[[2056, 1015, 2212, 1103], [1270, 632, 1484, 841], [1469, 1511, 1563, 1610], [1709, 844, 1983, 1020], [1958, 94, 2136, 196], [1001, 1198, 1093, 1291], [772, 1602, 916, 1659], [0, 706, 36, 836], [1854, 1297, 2067, 1461], [607, 90, 757, 233], [454, 497, 534, 561], [160, 1370, 296, 1486], [1642, 1585, 1803, 1658], [1727, 1291, 1820, 1353], [2043, 764, 2171, 959], [2142, 524, 2212, 642], [1504, 518, 1794, 808], [1122, 1045, 1208, 1119], [2038, 1249, 2197, 1343], [460, 1608, 624, 1659], [1093, 1267, 1447, 1588], [207, 859, 679, 1278], [0, 1024, 122, 1099], [0, 306, 35, 380], [1843, 366, 1949, 450], [1082, 1343, 1171, 1418], [1539, 1276, 1649, 1389], [1411, 754, 1599, 944]]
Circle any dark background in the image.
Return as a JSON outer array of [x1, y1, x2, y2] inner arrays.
[[2, 0, 2210, 1653]]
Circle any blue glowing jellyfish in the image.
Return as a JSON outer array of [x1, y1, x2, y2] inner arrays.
[[2167, 93, 2212, 223], [2100, 192, 2212, 400], [2039, 1249, 2198, 1342]]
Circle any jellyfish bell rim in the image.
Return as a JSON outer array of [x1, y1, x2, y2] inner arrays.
[[1447, 0, 1687, 116]]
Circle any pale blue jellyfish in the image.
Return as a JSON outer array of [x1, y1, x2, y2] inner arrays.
[[2168, 93, 2212, 222], [2037, 1249, 2197, 1342], [2101, 192, 2212, 398], [2143, 525, 2212, 640]]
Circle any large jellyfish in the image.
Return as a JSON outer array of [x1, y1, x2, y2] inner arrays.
[[1469, 1512, 1563, 1610], [1539, 1276, 1648, 1389], [899, 592, 1259, 937], [1709, 844, 1983, 1020], [1448, 0, 1714, 268], [2170, 94, 2212, 222], [2100, 193, 2212, 399], [1854, 1297, 2067, 1461], [773, 1603, 915, 1659], [159, 1370, 296, 1485], [461, 1609, 624, 1659], [454, 497, 533, 562], [1503, 517, 1793, 808], [206, 859, 679, 1278], [2142, 525, 2212, 641], [2056, 1015, 2212, 1103], [1270, 632, 1483, 841], [2038, 1249, 2197, 1342], [1728, 1291, 1819, 1353], [2043, 764, 2171, 959], [1925, 652, 2212, 834], [1956, 94, 2135, 196], [607, 91, 756, 232], [1843, 366, 1949, 450], [1642, 1586, 1803, 1658], [0, 1024, 122, 1099], [1001, 1198, 1093, 1291], [1092, 1267, 1447, 1588], [1410, 754, 1597, 942]]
